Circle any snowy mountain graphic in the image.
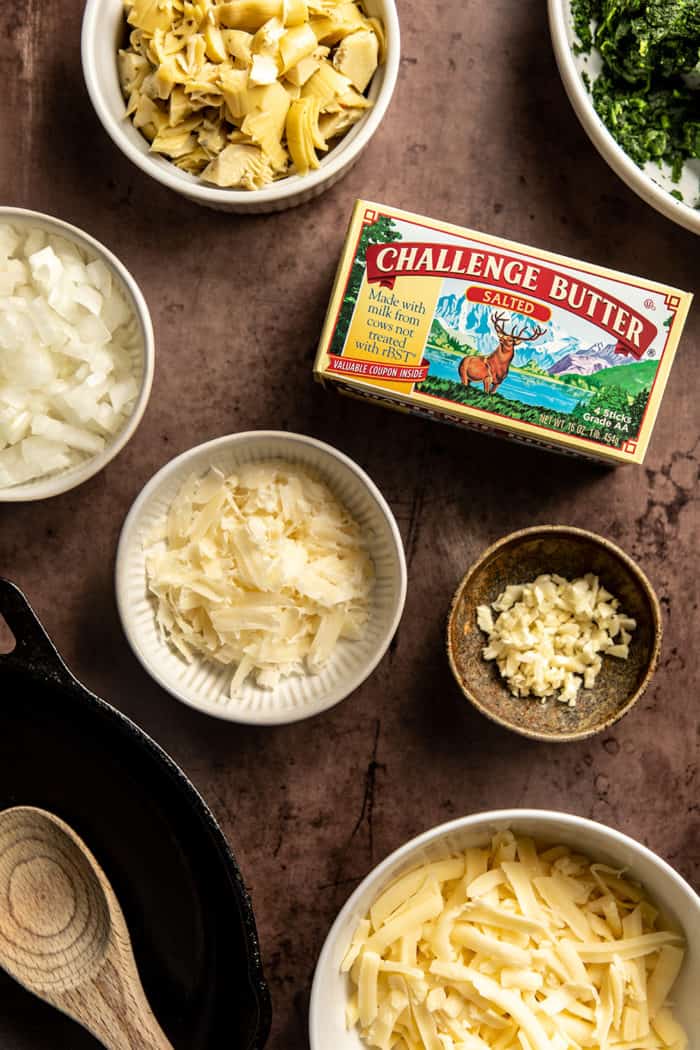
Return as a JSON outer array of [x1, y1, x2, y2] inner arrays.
[[435, 295, 659, 373]]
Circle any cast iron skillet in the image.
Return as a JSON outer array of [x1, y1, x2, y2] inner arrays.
[[0, 579, 271, 1049]]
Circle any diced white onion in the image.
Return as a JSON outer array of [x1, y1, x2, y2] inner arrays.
[[0, 222, 142, 487]]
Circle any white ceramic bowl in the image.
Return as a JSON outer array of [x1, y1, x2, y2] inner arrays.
[[115, 431, 407, 724], [310, 809, 700, 1048], [81, 0, 400, 214], [549, 0, 700, 236], [0, 207, 154, 502]]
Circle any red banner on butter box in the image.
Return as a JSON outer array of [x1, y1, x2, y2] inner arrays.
[[328, 355, 430, 383], [466, 286, 551, 322], [365, 242, 656, 359]]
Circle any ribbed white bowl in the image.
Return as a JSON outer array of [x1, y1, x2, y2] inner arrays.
[[115, 431, 406, 724], [310, 810, 700, 1049], [82, 0, 400, 213]]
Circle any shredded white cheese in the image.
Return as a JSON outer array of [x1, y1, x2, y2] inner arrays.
[[344, 832, 687, 1050], [476, 574, 636, 706], [145, 461, 374, 693]]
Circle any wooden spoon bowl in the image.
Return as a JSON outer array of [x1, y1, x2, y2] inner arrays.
[[447, 526, 662, 742], [0, 807, 172, 1050]]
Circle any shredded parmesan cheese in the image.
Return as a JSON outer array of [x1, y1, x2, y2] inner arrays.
[[344, 832, 687, 1050], [145, 461, 374, 693], [476, 574, 636, 706]]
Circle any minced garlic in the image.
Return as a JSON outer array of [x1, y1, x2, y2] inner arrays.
[[476, 574, 636, 706], [119, 0, 383, 188]]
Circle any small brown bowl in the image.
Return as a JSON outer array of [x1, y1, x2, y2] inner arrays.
[[447, 526, 662, 742]]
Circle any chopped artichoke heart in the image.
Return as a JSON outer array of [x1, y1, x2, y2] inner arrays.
[[302, 58, 351, 108], [366, 15, 386, 62], [249, 52, 281, 84], [120, 0, 383, 188], [241, 82, 291, 168], [153, 56, 184, 97], [216, 0, 283, 31], [279, 22, 318, 72], [169, 85, 195, 123], [173, 146, 212, 172], [252, 15, 286, 54], [336, 86, 371, 109], [333, 28, 378, 91], [310, 2, 364, 44], [286, 97, 324, 173], [132, 94, 170, 138], [284, 53, 321, 85], [202, 140, 273, 186], [283, 0, 308, 25], [283, 80, 302, 100], [222, 28, 254, 64], [150, 120, 201, 156], [127, 0, 174, 33], [197, 119, 229, 152], [118, 50, 151, 94], [204, 23, 228, 61]]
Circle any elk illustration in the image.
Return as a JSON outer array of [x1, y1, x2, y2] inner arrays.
[[458, 311, 547, 394]]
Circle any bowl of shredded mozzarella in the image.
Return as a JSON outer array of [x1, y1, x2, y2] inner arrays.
[[115, 430, 407, 724], [0, 208, 154, 501], [311, 810, 699, 1050]]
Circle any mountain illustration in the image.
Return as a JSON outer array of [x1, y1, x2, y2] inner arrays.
[[435, 296, 659, 373], [550, 342, 623, 376]]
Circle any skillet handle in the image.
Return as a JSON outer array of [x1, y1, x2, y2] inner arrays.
[[0, 578, 74, 687]]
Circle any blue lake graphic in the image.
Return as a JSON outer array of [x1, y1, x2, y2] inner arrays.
[[424, 347, 592, 415]]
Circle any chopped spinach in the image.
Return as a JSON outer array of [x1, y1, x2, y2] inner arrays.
[[571, 0, 700, 202]]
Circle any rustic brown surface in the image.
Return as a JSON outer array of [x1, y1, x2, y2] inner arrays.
[[1, 1, 698, 1048]]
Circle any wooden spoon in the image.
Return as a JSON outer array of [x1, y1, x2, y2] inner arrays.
[[0, 806, 173, 1050]]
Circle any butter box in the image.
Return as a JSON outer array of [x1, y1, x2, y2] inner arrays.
[[314, 201, 693, 464]]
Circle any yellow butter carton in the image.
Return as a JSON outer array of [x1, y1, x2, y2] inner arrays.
[[314, 201, 693, 464]]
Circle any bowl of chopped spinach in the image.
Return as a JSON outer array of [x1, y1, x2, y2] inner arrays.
[[549, 0, 700, 234]]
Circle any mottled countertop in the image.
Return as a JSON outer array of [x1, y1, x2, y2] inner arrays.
[[1, 0, 698, 1047]]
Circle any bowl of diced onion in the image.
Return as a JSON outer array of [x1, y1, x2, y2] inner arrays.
[[310, 810, 700, 1050], [81, 0, 400, 213], [115, 431, 407, 724], [0, 208, 154, 501]]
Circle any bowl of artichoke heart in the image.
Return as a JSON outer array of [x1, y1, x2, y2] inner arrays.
[[447, 526, 662, 742], [82, 0, 400, 212], [549, 0, 700, 235]]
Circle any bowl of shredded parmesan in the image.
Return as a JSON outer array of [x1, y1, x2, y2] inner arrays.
[[310, 810, 699, 1050], [115, 430, 406, 723], [447, 527, 662, 742]]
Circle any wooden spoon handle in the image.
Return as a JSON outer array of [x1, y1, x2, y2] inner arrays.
[[62, 957, 173, 1050]]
